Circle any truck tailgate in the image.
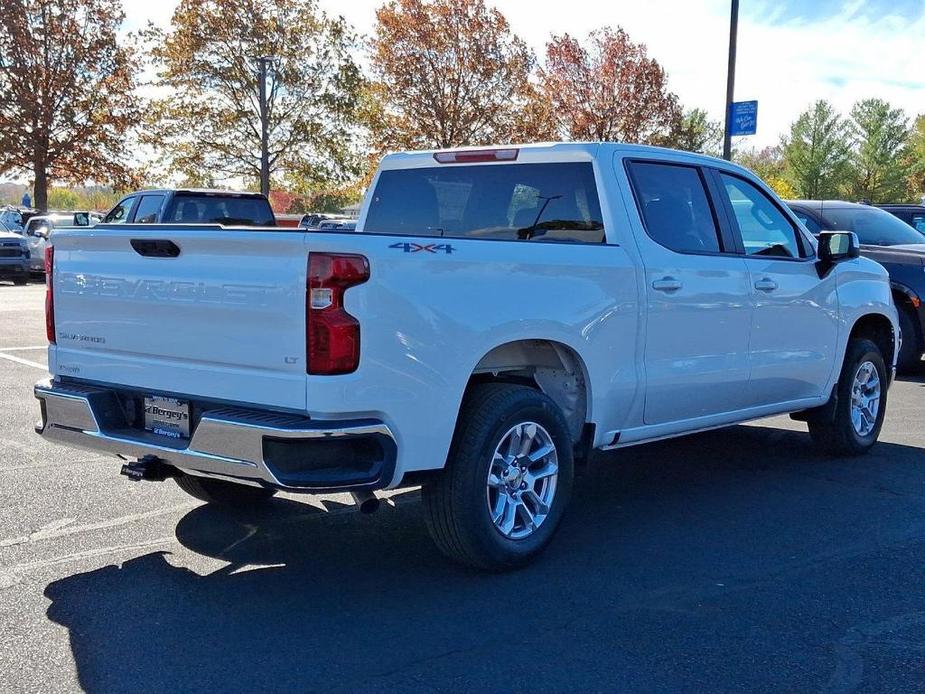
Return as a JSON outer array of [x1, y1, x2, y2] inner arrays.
[[50, 226, 308, 410]]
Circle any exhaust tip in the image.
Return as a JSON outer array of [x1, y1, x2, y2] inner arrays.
[[351, 490, 380, 514]]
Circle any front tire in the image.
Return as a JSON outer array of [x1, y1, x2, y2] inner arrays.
[[174, 473, 277, 507], [808, 338, 887, 456], [422, 383, 574, 571]]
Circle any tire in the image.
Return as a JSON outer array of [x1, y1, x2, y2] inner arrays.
[[422, 383, 574, 571], [13, 276, 27, 286], [808, 338, 888, 456], [174, 473, 277, 506], [896, 305, 922, 373]]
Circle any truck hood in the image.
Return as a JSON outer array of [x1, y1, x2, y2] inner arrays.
[[861, 244, 925, 266]]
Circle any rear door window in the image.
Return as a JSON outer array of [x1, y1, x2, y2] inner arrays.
[[627, 161, 723, 253], [132, 195, 166, 223], [364, 162, 605, 243]]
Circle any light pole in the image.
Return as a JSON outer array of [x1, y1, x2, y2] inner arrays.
[[722, 0, 739, 161], [256, 56, 276, 196]]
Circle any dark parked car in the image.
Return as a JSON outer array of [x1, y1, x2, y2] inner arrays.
[[787, 200, 925, 371], [101, 189, 276, 227], [876, 204, 925, 234]]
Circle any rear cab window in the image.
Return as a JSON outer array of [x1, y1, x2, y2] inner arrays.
[[164, 194, 276, 227], [364, 162, 605, 243]]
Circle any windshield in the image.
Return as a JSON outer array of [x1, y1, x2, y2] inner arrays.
[[364, 162, 605, 243], [822, 206, 925, 246], [164, 195, 275, 227]]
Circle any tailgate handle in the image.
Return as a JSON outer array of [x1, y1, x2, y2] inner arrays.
[[130, 239, 181, 258]]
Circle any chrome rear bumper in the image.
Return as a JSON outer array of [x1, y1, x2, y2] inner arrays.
[[34, 378, 396, 492]]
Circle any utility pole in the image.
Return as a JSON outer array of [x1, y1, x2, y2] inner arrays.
[[722, 0, 739, 161], [257, 56, 274, 196]]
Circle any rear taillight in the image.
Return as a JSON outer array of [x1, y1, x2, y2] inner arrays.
[[307, 253, 369, 375], [44, 245, 54, 344]]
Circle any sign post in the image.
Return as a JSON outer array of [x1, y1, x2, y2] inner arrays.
[[722, 0, 739, 160]]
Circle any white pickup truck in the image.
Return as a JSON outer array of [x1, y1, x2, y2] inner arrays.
[[35, 143, 897, 570]]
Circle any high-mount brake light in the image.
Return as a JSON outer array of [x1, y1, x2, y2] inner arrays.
[[306, 253, 369, 375], [433, 148, 519, 164], [45, 245, 55, 344]]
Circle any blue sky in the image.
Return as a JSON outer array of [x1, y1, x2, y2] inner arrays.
[[119, 0, 925, 152]]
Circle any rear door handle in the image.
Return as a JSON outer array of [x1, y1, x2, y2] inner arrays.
[[652, 277, 683, 292], [754, 278, 778, 292]]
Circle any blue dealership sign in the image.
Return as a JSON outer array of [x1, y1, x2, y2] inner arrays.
[[730, 100, 758, 136]]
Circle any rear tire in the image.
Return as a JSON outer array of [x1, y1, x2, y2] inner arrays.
[[808, 338, 887, 456], [174, 473, 277, 506], [422, 383, 574, 571], [897, 305, 921, 373], [13, 276, 27, 285]]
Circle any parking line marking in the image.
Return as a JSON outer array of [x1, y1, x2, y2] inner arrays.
[[0, 503, 196, 548], [0, 352, 46, 370], [0, 346, 47, 352]]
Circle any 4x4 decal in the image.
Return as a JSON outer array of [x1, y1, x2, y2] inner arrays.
[[389, 242, 455, 254]]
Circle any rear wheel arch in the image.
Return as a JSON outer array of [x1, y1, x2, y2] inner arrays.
[[463, 339, 591, 444]]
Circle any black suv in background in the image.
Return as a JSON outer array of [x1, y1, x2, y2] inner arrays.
[[101, 189, 276, 227], [876, 204, 925, 234], [787, 200, 925, 371]]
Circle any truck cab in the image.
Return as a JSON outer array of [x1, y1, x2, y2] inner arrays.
[[101, 189, 276, 227]]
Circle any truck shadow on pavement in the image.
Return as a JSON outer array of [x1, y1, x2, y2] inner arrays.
[[44, 424, 925, 693]]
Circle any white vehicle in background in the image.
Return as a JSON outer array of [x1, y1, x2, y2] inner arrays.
[[35, 143, 897, 570], [23, 212, 102, 274]]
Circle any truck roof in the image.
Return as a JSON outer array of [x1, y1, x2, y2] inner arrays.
[[378, 141, 740, 172], [125, 188, 266, 197]]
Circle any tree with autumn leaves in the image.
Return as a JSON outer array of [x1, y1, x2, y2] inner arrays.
[[368, 0, 553, 153], [367, 3, 685, 155], [0, 0, 141, 211], [2, 0, 923, 211]]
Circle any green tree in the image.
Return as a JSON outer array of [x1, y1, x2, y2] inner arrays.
[[848, 98, 910, 203], [0, 0, 141, 211], [902, 114, 925, 199], [735, 145, 796, 198], [669, 108, 722, 156], [143, 0, 363, 189], [781, 100, 853, 199], [47, 188, 80, 210]]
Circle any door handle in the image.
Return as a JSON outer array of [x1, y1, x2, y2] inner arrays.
[[130, 239, 181, 258], [652, 277, 683, 292], [754, 278, 778, 292]]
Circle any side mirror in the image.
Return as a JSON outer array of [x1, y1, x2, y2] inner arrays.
[[816, 231, 859, 278]]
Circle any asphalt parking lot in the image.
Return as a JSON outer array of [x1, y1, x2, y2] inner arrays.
[[1, 280, 924, 693]]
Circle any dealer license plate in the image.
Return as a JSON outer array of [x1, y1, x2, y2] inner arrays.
[[143, 396, 191, 439]]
